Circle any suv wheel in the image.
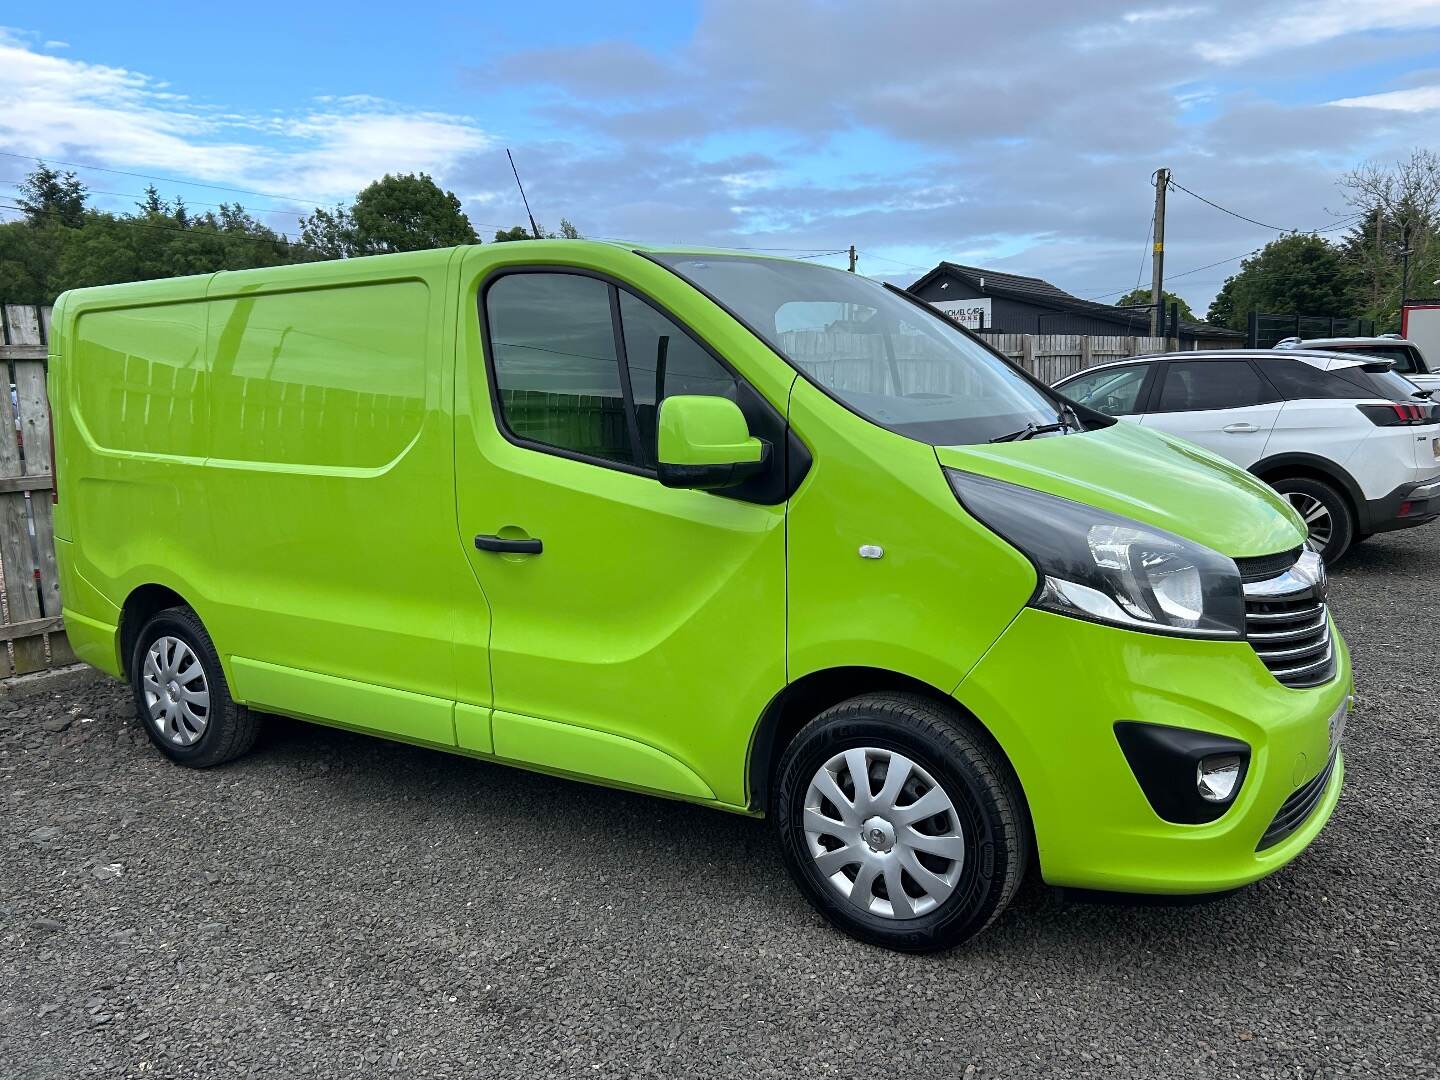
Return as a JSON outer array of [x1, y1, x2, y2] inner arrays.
[[129, 606, 260, 767], [773, 693, 1029, 953], [1271, 477, 1353, 563]]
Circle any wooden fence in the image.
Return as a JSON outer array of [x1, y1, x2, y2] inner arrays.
[[0, 304, 71, 676], [975, 333, 1179, 383]]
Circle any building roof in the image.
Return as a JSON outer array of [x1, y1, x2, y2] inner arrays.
[[907, 261, 1237, 340]]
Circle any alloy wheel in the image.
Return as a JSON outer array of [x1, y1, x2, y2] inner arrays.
[[803, 747, 965, 919], [1284, 491, 1333, 549], [141, 636, 211, 746]]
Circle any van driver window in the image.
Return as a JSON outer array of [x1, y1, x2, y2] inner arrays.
[[486, 273, 637, 466]]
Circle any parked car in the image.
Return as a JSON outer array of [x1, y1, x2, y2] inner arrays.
[[1056, 349, 1440, 562], [51, 246, 1349, 952], [1276, 334, 1440, 394]]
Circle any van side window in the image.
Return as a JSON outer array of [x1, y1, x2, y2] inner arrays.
[[618, 292, 739, 461], [486, 273, 637, 466]]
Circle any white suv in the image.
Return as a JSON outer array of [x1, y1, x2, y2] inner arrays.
[[1275, 335, 1440, 394], [1054, 349, 1440, 562]]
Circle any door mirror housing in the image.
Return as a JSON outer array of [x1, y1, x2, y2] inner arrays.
[[656, 395, 770, 491]]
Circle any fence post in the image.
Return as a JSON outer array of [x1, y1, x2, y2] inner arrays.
[[1021, 334, 1036, 374], [1246, 310, 1258, 348], [1079, 335, 1092, 371]]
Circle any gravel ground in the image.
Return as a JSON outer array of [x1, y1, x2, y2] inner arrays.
[[2, 530, 1437, 1079]]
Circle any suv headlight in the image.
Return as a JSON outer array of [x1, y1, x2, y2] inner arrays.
[[947, 470, 1246, 639]]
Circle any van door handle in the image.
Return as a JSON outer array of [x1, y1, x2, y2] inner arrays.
[[474, 534, 543, 554], [1222, 423, 1259, 433]]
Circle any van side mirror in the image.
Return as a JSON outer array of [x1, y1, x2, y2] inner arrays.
[[656, 395, 770, 491]]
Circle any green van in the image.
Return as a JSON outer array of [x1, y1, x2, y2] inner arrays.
[[49, 241, 1349, 951]]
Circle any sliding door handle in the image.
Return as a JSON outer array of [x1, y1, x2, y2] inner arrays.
[[475, 534, 543, 554]]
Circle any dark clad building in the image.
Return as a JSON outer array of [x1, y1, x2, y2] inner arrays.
[[907, 262, 1242, 348]]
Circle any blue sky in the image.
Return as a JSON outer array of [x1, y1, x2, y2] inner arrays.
[[3, 1, 1440, 313]]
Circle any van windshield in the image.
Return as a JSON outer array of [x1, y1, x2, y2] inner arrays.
[[652, 253, 1064, 445]]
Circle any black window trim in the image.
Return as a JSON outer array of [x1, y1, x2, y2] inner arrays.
[[476, 263, 799, 500], [1150, 357, 1280, 414]]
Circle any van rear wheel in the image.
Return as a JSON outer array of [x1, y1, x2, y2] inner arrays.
[[129, 606, 259, 768], [773, 693, 1028, 953]]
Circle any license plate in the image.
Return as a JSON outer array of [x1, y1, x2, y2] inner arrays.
[[1328, 699, 1348, 757]]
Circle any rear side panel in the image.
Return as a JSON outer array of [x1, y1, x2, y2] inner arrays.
[[52, 275, 216, 675]]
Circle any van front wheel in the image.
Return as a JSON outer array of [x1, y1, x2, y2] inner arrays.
[[129, 606, 259, 768], [773, 693, 1028, 953]]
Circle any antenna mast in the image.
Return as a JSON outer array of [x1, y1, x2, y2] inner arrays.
[[507, 149, 542, 240]]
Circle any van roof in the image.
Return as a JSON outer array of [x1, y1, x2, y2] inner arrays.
[[51, 239, 808, 317]]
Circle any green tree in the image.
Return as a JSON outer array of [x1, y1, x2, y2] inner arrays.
[[1337, 151, 1440, 328], [300, 172, 477, 257], [16, 163, 87, 228], [0, 164, 307, 304], [1203, 233, 1362, 331], [1113, 287, 1196, 323], [493, 217, 581, 242]]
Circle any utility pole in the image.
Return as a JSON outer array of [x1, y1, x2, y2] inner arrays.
[[1400, 223, 1413, 310], [1150, 167, 1169, 336], [847, 245, 857, 273]]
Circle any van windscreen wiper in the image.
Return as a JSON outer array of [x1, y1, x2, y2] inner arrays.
[[989, 420, 1068, 443]]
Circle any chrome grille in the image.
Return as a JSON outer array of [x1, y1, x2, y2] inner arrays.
[[1241, 548, 1336, 689]]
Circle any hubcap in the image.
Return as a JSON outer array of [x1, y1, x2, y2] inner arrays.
[[803, 747, 965, 919], [1285, 492, 1333, 549], [142, 636, 210, 746]]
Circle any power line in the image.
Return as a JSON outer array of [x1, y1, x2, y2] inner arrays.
[[0, 149, 316, 207], [1167, 177, 1356, 235], [1086, 211, 1366, 301], [1, 178, 303, 241], [0, 201, 302, 250], [3, 153, 863, 256], [1134, 209, 1155, 295]]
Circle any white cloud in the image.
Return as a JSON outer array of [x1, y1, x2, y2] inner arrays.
[[1122, 6, 1206, 24], [0, 28, 493, 204], [1198, 0, 1440, 62], [1330, 84, 1440, 112]]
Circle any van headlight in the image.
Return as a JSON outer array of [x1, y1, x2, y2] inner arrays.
[[947, 470, 1246, 639]]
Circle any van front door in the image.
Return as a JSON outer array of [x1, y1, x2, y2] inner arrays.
[[453, 255, 791, 808]]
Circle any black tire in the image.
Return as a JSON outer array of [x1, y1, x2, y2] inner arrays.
[[129, 606, 259, 768], [773, 692, 1029, 953], [1270, 476, 1354, 564]]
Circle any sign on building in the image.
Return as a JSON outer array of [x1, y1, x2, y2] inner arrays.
[[930, 297, 992, 330]]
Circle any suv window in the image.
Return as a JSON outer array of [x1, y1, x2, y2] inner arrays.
[[1155, 360, 1277, 412], [487, 273, 638, 466], [1257, 358, 1418, 404], [484, 271, 744, 469], [1059, 364, 1150, 416]]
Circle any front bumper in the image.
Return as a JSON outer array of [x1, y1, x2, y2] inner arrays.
[[954, 607, 1350, 894]]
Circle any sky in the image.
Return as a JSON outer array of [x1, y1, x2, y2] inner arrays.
[[2, 1, 1439, 314]]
